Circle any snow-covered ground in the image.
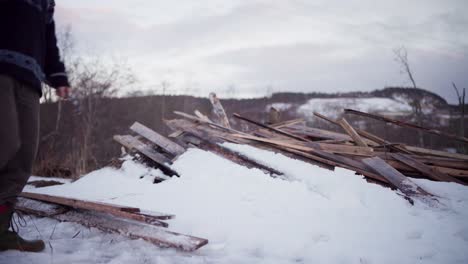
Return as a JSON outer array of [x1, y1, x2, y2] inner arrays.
[[2, 144, 468, 264], [297, 97, 413, 119]]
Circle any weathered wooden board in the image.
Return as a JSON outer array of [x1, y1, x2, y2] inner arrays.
[[20, 192, 174, 226], [390, 153, 465, 185], [403, 145, 468, 161], [16, 197, 69, 217], [17, 198, 207, 251], [56, 210, 208, 251], [271, 118, 305, 129], [130, 122, 186, 157], [114, 135, 172, 164], [233, 134, 374, 156], [362, 157, 433, 198], [114, 135, 180, 177]]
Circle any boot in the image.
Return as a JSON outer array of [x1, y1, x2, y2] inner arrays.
[[0, 203, 45, 252]]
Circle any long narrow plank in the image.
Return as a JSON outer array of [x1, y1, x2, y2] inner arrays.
[[270, 118, 305, 129], [57, 210, 207, 251], [404, 145, 468, 161], [174, 111, 246, 135], [345, 108, 468, 144], [21, 192, 139, 212], [17, 198, 207, 251], [391, 153, 466, 185], [233, 134, 374, 156], [280, 146, 389, 184], [431, 166, 468, 178], [20, 192, 174, 224], [338, 118, 368, 147], [182, 133, 284, 177], [233, 113, 310, 142], [130, 122, 186, 157], [362, 157, 432, 198]]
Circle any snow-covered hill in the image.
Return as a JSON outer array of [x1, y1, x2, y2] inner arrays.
[[2, 144, 468, 264], [297, 97, 413, 119]]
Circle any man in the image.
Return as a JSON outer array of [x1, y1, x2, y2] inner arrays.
[[0, 0, 71, 252]]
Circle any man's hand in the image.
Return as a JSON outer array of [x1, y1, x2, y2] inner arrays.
[[56, 86, 71, 99]]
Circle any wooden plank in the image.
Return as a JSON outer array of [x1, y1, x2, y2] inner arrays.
[[194, 110, 212, 123], [58, 210, 207, 251], [270, 118, 305, 129], [233, 113, 310, 142], [431, 166, 468, 178], [362, 157, 432, 198], [209, 92, 231, 128], [182, 133, 284, 177], [345, 108, 468, 144], [173, 111, 245, 135], [390, 153, 465, 185], [15, 197, 69, 217], [338, 118, 368, 147], [20, 192, 174, 226], [114, 135, 180, 177], [232, 134, 374, 156], [17, 198, 207, 251], [272, 146, 389, 184], [404, 145, 468, 161], [130, 122, 186, 157]]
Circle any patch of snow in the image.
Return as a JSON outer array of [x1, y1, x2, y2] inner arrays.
[[266, 103, 293, 112], [297, 97, 413, 119], [3, 146, 468, 264]]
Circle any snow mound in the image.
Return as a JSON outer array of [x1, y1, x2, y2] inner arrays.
[[4, 145, 468, 264], [297, 97, 413, 119]]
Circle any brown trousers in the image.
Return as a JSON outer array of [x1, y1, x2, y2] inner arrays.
[[0, 75, 40, 205]]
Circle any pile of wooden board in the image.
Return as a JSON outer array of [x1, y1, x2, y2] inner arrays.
[[16, 192, 208, 251], [113, 93, 467, 205]]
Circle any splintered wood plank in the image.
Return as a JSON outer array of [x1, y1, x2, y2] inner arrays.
[[209, 92, 231, 128], [390, 153, 465, 185], [130, 122, 186, 157], [17, 198, 207, 251], [338, 118, 368, 147], [362, 157, 433, 198], [20, 192, 174, 226]]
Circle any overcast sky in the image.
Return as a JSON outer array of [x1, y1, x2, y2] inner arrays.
[[56, 0, 468, 103]]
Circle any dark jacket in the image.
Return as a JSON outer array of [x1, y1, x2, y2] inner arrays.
[[0, 0, 70, 95]]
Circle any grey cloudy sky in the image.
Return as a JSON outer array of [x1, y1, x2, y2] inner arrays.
[[57, 0, 468, 103]]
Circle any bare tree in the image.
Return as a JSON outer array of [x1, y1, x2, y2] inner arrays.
[[37, 26, 137, 178], [394, 46, 425, 147], [453, 82, 466, 153]]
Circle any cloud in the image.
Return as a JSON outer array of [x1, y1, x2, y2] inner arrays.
[[55, 0, 468, 103]]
